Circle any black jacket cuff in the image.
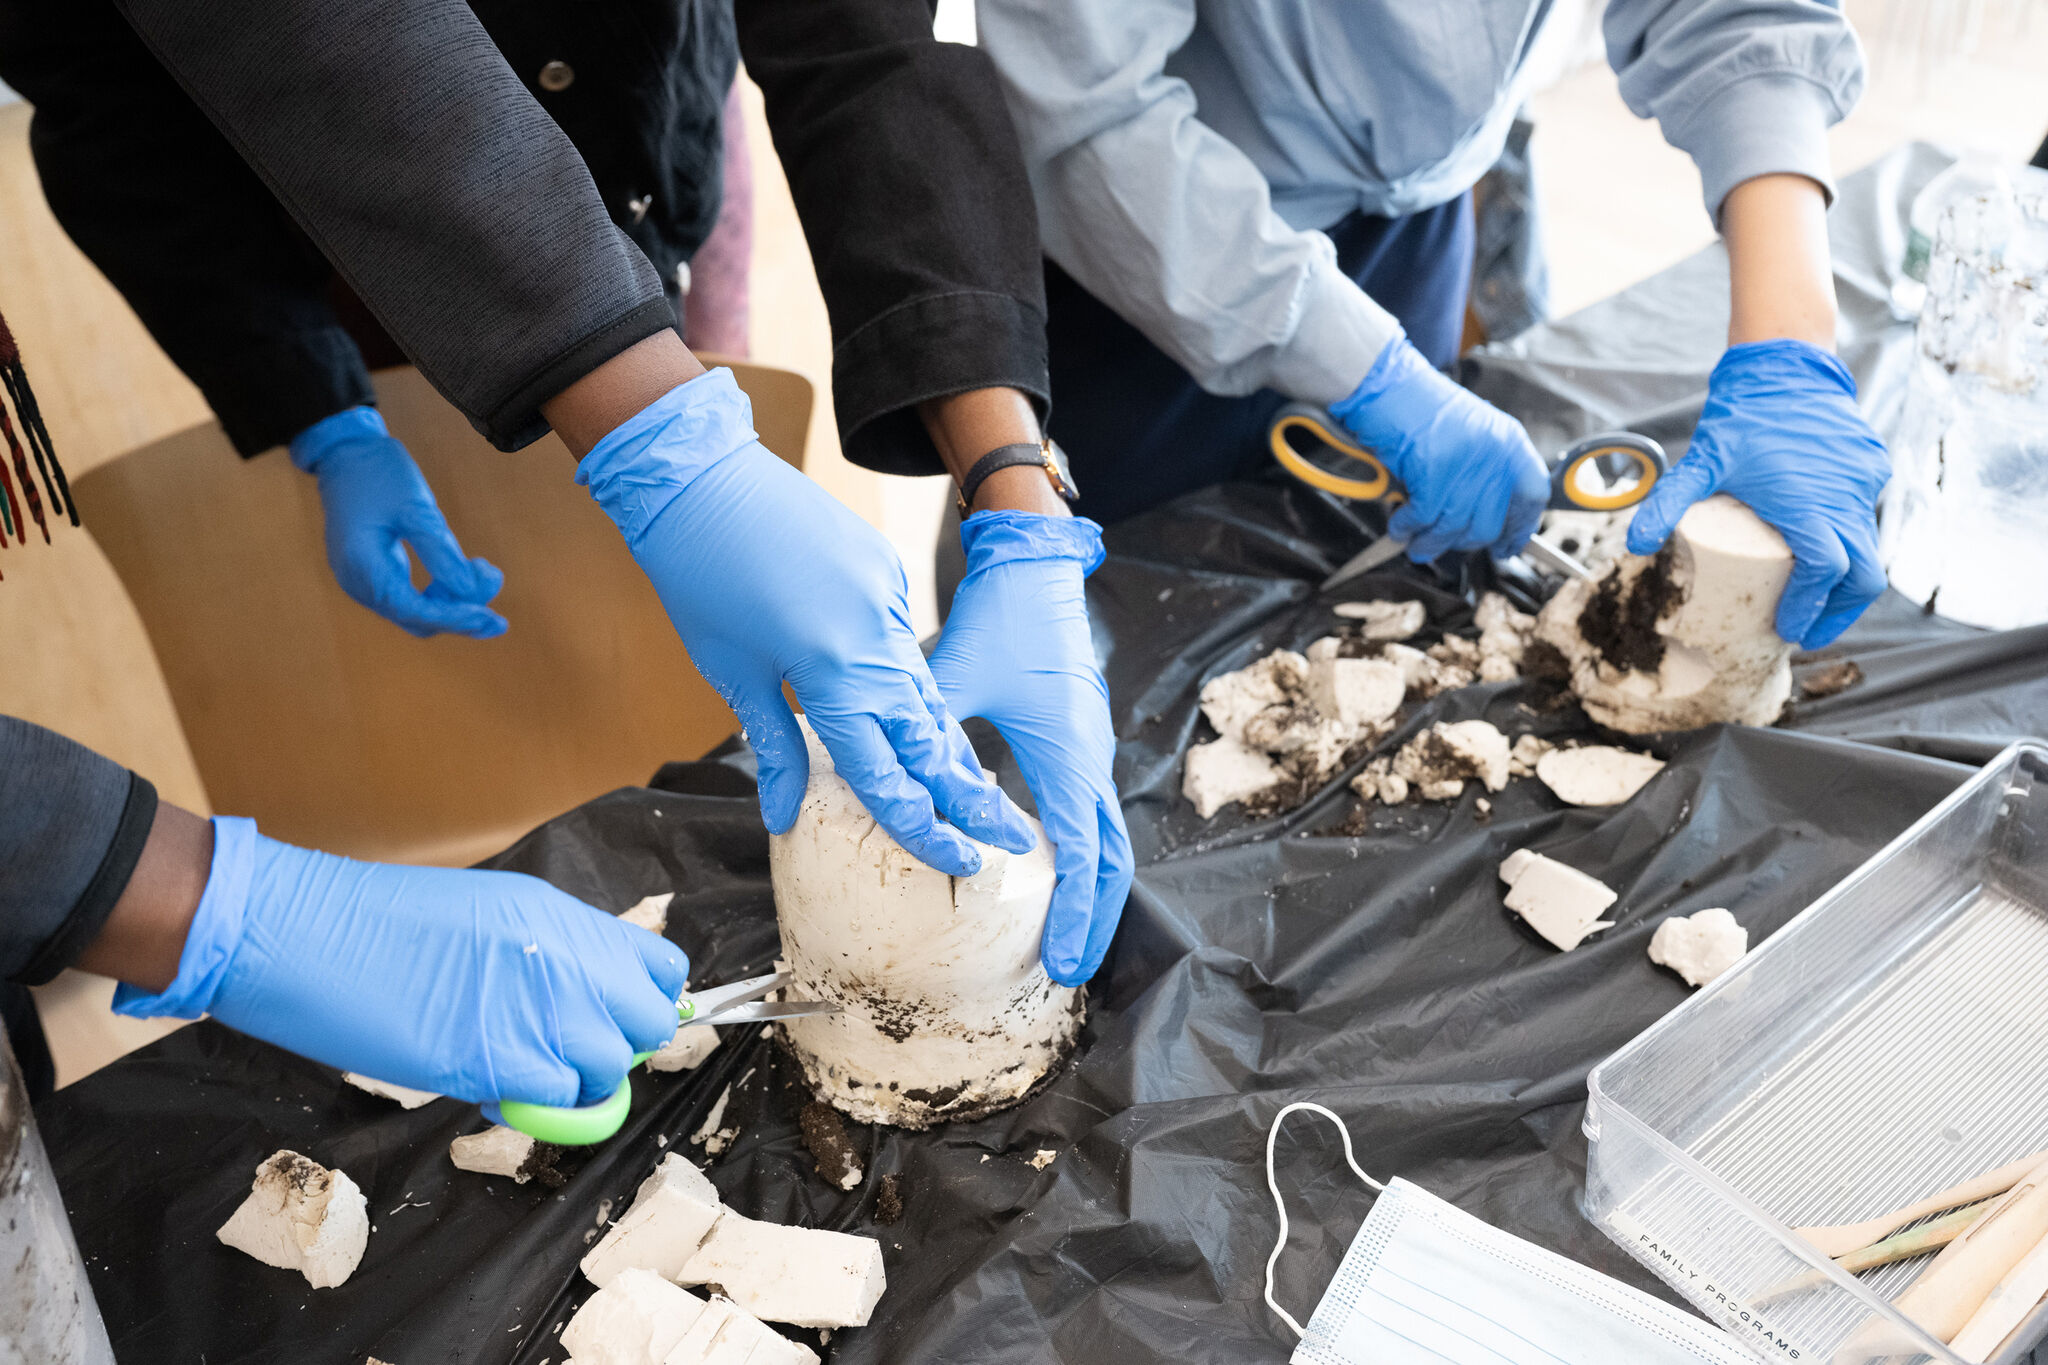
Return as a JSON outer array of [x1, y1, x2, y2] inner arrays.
[[836, 290, 1051, 477], [480, 300, 682, 452], [193, 328, 376, 457], [16, 774, 159, 988]]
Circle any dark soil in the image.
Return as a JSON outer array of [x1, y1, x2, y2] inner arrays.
[[1799, 659, 1864, 699], [517, 1142, 568, 1190], [874, 1173, 904, 1226], [1520, 637, 1572, 683], [799, 1101, 862, 1189], [1578, 546, 1682, 674]]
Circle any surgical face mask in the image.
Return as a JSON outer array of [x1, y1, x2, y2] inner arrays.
[[1264, 1103, 1754, 1365]]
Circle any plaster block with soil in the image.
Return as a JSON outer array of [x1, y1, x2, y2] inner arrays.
[[1535, 495, 1795, 733], [772, 721, 1080, 1130]]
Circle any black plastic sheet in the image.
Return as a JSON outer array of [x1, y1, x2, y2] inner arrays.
[[39, 144, 2048, 1363]]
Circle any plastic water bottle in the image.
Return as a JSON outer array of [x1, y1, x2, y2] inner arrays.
[[1892, 156, 2009, 318]]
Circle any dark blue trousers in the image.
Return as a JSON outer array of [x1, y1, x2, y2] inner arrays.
[[1045, 192, 1474, 526]]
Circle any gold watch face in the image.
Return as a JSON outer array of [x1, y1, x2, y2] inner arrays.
[[1042, 438, 1079, 501]]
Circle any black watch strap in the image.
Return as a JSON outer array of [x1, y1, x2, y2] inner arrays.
[[957, 438, 1079, 511]]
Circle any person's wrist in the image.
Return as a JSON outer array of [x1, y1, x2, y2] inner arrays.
[[575, 369, 764, 545], [288, 406, 387, 474], [918, 387, 1069, 515], [959, 509, 1104, 575], [111, 815, 266, 1018]]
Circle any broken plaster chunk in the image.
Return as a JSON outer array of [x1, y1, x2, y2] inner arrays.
[[450, 1125, 535, 1180], [1198, 650, 1309, 742], [1305, 635, 1343, 662], [1648, 908, 1748, 987], [677, 1214, 887, 1329], [1498, 849, 1618, 952], [565, 1266, 706, 1365], [621, 892, 675, 935], [665, 1291, 821, 1365], [1350, 757, 1408, 806], [343, 1072, 439, 1109], [1183, 736, 1281, 818], [216, 1150, 369, 1289], [1333, 597, 1427, 641], [690, 1085, 736, 1156], [647, 1024, 722, 1073], [1392, 720, 1511, 798], [1380, 643, 1434, 694], [582, 1153, 725, 1289], [1535, 745, 1666, 807], [563, 1267, 822, 1365], [1508, 733, 1554, 778], [1307, 655, 1405, 732], [1028, 1149, 1058, 1171]]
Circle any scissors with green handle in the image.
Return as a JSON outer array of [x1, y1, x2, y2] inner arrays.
[[1266, 402, 1669, 590], [498, 970, 838, 1147]]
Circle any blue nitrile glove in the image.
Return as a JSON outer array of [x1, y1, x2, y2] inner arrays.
[[113, 817, 687, 1109], [1330, 335, 1550, 563], [289, 406, 508, 638], [577, 369, 1035, 876], [927, 512, 1134, 986], [1625, 339, 1890, 649]]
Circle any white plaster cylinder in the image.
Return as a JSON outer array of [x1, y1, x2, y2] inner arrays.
[[1536, 495, 1796, 733], [770, 723, 1081, 1129]]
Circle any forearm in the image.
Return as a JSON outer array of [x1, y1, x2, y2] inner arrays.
[[919, 388, 1069, 518], [74, 802, 211, 994], [1723, 173, 1838, 350], [114, 0, 674, 452]]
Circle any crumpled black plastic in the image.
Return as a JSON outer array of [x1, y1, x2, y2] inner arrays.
[[38, 144, 2048, 1364]]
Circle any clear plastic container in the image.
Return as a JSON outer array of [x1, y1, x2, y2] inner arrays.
[[1586, 741, 2048, 1364], [0, 1027, 117, 1365], [1880, 170, 2048, 631]]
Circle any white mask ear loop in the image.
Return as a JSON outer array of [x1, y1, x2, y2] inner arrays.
[[1264, 1101, 1386, 1337]]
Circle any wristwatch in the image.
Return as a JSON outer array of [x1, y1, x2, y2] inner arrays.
[[957, 437, 1080, 512]]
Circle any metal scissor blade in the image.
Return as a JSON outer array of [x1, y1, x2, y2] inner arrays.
[[679, 970, 839, 1026], [1320, 535, 1409, 592], [1514, 533, 1593, 582], [701, 1000, 843, 1024]]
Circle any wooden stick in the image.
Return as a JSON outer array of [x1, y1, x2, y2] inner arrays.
[[1835, 1155, 2048, 1361], [1759, 1199, 1996, 1304], [1797, 1147, 2048, 1259]]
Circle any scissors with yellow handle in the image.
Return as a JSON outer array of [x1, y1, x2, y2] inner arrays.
[[1267, 402, 1669, 588]]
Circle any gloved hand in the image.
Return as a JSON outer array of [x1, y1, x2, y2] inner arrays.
[[1330, 335, 1550, 563], [1625, 339, 1890, 649], [113, 817, 687, 1108], [927, 512, 1134, 985], [290, 406, 508, 638], [577, 369, 1035, 876]]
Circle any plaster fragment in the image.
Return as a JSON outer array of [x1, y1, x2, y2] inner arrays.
[[1306, 656, 1404, 731], [343, 1073, 439, 1109], [620, 892, 675, 935], [690, 1087, 733, 1154], [1508, 733, 1554, 778], [646, 1024, 722, 1073], [1648, 908, 1748, 987], [1332, 598, 1426, 640], [450, 1126, 535, 1180], [1498, 849, 1618, 951], [1534, 746, 1666, 807], [1183, 736, 1281, 818], [677, 1215, 887, 1329], [582, 1154, 724, 1289], [216, 1149, 369, 1289], [1029, 1149, 1057, 1171], [1198, 651, 1308, 742]]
